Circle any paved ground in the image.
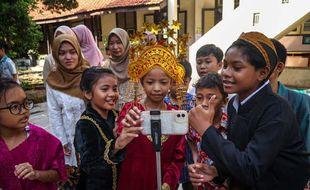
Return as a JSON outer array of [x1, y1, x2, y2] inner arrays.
[[29, 102, 51, 132], [29, 102, 184, 190]]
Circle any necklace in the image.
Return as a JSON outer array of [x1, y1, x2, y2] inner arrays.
[[143, 100, 167, 111]]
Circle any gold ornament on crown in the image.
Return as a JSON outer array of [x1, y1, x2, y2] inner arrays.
[[126, 19, 191, 109]]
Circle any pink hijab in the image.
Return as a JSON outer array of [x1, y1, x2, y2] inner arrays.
[[72, 25, 103, 66]]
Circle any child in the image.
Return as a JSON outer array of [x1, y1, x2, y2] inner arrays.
[[186, 73, 228, 190], [188, 32, 310, 189], [117, 45, 186, 190], [189, 44, 223, 95], [0, 78, 67, 190], [74, 67, 142, 189], [269, 39, 310, 154], [164, 60, 193, 111], [0, 41, 18, 82]]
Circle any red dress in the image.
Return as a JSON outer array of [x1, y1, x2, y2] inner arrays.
[[117, 102, 185, 190]]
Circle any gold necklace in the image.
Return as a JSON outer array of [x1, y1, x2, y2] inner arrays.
[[143, 100, 167, 111]]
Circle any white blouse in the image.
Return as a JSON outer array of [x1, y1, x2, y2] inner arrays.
[[46, 84, 85, 166]]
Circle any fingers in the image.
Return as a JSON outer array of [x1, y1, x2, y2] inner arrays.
[[122, 107, 142, 127], [208, 95, 216, 112], [14, 163, 34, 179], [123, 126, 143, 134]]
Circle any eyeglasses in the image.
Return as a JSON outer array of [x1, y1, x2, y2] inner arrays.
[[0, 100, 34, 115]]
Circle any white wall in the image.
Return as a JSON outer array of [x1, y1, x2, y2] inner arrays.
[[189, 0, 310, 82]]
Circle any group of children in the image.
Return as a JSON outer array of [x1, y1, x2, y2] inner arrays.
[[0, 30, 309, 190]]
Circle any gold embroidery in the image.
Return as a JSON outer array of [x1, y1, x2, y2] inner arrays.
[[80, 115, 117, 190]]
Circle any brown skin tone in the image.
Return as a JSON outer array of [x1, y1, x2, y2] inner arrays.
[[188, 47, 269, 187], [0, 87, 60, 182], [269, 62, 285, 94], [196, 54, 222, 77], [83, 75, 142, 153]]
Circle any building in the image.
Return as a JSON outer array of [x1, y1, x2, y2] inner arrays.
[[30, 0, 310, 89]]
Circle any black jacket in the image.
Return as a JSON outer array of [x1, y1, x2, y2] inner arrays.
[[74, 105, 124, 190], [201, 85, 310, 190]]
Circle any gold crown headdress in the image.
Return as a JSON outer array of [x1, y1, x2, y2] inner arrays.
[[126, 19, 190, 109]]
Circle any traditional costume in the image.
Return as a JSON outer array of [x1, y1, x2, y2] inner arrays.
[[117, 22, 188, 190], [0, 124, 67, 190], [199, 32, 310, 189], [74, 105, 124, 190]]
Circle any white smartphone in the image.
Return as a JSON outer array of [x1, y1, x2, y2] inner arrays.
[[140, 110, 188, 135]]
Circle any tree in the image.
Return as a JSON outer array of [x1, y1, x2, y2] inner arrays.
[[0, 0, 77, 59]]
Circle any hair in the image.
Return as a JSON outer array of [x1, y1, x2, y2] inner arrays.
[[195, 73, 228, 98], [226, 39, 278, 79], [270, 39, 287, 64], [0, 78, 21, 101], [180, 60, 192, 78], [196, 44, 223, 63], [80, 67, 116, 93], [0, 40, 8, 52]]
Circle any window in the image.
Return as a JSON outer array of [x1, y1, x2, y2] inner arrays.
[[178, 11, 187, 35], [302, 19, 310, 34], [144, 14, 154, 23], [116, 12, 137, 35], [253, 13, 260, 26]]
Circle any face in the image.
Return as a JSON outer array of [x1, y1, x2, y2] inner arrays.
[[170, 77, 191, 97], [221, 47, 268, 101], [0, 87, 30, 129], [141, 68, 171, 103], [108, 34, 125, 58], [58, 42, 79, 70], [85, 75, 119, 114], [195, 87, 226, 115], [196, 54, 222, 77]]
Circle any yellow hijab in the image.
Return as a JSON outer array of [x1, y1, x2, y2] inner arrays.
[[47, 34, 90, 99]]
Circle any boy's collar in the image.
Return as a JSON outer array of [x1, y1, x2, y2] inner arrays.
[[233, 80, 270, 112]]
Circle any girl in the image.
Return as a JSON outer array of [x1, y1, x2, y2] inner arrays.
[[71, 24, 104, 67], [104, 28, 144, 109], [74, 67, 142, 190], [117, 45, 186, 190], [0, 78, 67, 190], [46, 34, 89, 189], [43, 25, 76, 83], [188, 32, 309, 189]]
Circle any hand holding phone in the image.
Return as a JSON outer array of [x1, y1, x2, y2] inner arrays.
[[141, 110, 188, 135]]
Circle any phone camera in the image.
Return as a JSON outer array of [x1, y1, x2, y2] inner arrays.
[[177, 114, 181, 117], [182, 114, 185, 117]]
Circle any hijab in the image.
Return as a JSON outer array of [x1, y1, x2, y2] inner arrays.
[[47, 34, 90, 99], [108, 28, 130, 83], [71, 24, 103, 67], [54, 25, 75, 39]]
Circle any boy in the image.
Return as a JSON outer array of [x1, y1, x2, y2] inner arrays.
[[269, 39, 310, 153], [189, 44, 223, 95], [0, 41, 18, 82], [164, 60, 193, 111]]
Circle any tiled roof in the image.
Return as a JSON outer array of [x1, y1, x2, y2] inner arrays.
[[30, 0, 164, 22]]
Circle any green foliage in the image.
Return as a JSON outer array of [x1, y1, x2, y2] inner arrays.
[[0, 0, 78, 59]]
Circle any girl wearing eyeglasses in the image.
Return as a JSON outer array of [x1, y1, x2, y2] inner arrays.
[[0, 77, 67, 190]]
